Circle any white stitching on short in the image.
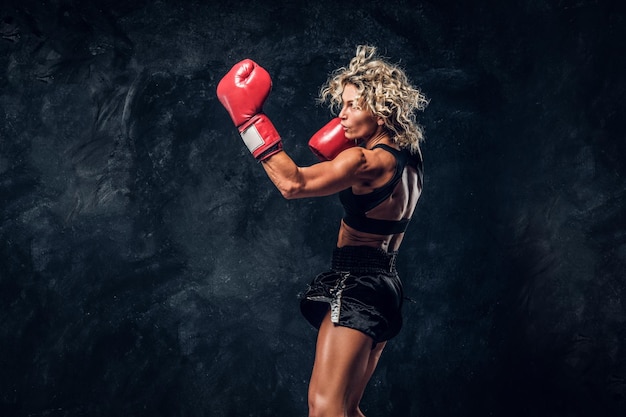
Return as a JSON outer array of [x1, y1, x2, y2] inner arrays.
[[329, 272, 349, 324]]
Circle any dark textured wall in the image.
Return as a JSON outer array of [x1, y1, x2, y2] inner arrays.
[[1, 0, 625, 416]]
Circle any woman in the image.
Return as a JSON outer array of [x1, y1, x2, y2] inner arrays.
[[217, 45, 428, 417]]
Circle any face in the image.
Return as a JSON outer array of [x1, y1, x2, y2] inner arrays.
[[338, 83, 380, 142]]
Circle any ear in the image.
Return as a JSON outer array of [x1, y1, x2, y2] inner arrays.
[[377, 117, 384, 126]]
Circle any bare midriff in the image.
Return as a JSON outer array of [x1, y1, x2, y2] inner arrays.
[[337, 221, 406, 253]]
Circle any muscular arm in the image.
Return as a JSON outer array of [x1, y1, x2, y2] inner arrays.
[[260, 148, 382, 199]]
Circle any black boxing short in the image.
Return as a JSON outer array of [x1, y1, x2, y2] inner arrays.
[[300, 245, 404, 343]]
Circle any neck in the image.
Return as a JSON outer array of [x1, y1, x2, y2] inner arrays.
[[364, 127, 391, 149]]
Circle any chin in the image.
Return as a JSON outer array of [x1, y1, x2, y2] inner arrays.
[[345, 132, 360, 141]]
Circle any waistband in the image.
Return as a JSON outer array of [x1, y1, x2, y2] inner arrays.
[[331, 246, 398, 273]]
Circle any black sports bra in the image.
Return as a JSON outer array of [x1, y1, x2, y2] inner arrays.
[[339, 144, 423, 235]]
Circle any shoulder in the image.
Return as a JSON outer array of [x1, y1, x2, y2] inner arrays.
[[334, 146, 395, 186], [395, 140, 422, 168], [338, 146, 394, 169], [403, 146, 424, 188], [409, 146, 423, 170]]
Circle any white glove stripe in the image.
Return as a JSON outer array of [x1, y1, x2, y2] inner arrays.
[[240, 124, 265, 153]]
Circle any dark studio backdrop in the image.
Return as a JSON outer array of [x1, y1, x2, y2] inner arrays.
[[1, 0, 625, 416]]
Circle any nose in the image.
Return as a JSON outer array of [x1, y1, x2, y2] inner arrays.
[[338, 105, 347, 120]]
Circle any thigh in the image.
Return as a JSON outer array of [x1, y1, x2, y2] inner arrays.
[[343, 340, 387, 412], [308, 311, 374, 407]]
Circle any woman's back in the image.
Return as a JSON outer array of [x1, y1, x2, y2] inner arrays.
[[337, 145, 422, 252]]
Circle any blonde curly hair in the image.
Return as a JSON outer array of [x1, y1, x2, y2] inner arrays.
[[319, 45, 428, 154]]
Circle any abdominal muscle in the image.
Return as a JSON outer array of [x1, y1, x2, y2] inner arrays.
[[337, 221, 405, 253]]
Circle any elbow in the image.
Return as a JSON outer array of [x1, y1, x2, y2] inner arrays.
[[277, 183, 302, 200]]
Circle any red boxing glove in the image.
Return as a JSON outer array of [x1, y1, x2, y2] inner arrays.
[[308, 118, 356, 161], [217, 59, 283, 161]]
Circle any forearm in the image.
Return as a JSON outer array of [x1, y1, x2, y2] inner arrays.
[[261, 147, 363, 200], [261, 151, 306, 199]]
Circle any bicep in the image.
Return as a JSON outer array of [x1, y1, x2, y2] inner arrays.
[[262, 147, 381, 199], [295, 158, 359, 197]]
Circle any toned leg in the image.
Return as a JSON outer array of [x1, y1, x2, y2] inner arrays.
[[307, 312, 384, 417], [345, 341, 386, 413]]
